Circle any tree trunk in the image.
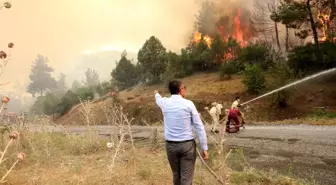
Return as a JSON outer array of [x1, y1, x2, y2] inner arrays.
[[285, 26, 289, 51], [274, 21, 281, 51], [307, 0, 322, 61]]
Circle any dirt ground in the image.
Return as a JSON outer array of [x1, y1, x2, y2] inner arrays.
[[56, 72, 336, 125]]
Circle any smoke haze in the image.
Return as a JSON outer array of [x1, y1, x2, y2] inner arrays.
[[1, 0, 256, 111]]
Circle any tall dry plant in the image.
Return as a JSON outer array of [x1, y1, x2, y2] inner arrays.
[[98, 102, 135, 176], [0, 98, 26, 183], [0, 2, 27, 183]]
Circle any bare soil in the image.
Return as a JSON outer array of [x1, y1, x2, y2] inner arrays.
[[56, 72, 336, 125]]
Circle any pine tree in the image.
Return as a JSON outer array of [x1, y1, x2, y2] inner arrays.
[[27, 54, 57, 97]]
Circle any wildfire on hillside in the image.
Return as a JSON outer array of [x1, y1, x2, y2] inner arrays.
[[192, 6, 255, 61], [317, 10, 331, 42], [193, 9, 251, 47], [313, 9, 336, 44]]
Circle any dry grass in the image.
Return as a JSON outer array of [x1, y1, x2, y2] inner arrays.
[[1, 131, 308, 185], [0, 132, 308, 185], [0, 101, 312, 185]]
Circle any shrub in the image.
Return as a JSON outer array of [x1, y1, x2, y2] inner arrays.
[[111, 52, 139, 90], [242, 64, 266, 94], [55, 90, 80, 116], [267, 62, 296, 108], [287, 41, 336, 76], [236, 42, 274, 71], [219, 60, 237, 79]]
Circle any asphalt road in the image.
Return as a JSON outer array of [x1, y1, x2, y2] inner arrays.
[[27, 124, 336, 185]]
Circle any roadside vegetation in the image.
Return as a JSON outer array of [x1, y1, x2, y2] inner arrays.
[[0, 102, 313, 185]]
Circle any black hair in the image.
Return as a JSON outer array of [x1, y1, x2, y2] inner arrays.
[[168, 80, 182, 95], [235, 96, 240, 100]]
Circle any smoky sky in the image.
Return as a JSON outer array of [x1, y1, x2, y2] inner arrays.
[[0, 0, 202, 93], [0, 0, 254, 100]]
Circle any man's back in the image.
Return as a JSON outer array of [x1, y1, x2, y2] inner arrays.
[[154, 80, 208, 185], [156, 94, 199, 140], [155, 93, 207, 151]]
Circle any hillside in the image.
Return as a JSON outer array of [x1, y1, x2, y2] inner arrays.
[[56, 72, 336, 125]]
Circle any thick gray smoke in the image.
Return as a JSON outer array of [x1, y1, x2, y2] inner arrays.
[[194, 0, 256, 40]]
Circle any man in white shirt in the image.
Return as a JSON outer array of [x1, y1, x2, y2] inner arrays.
[[231, 96, 240, 109], [154, 80, 209, 185]]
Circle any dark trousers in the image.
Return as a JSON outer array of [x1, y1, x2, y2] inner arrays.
[[165, 140, 196, 185]]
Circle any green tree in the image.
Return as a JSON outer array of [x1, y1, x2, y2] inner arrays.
[[219, 61, 237, 79], [111, 51, 139, 90], [56, 73, 67, 91], [56, 90, 80, 116], [236, 42, 273, 71], [271, 0, 321, 59], [210, 34, 225, 64], [267, 61, 296, 108], [43, 92, 59, 115], [138, 36, 167, 85], [242, 64, 266, 94], [71, 80, 82, 91], [27, 54, 57, 97], [83, 68, 100, 90]]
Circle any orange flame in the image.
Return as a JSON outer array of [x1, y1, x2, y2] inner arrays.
[[192, 8, 251, 61], [193, 31, 202, 43], [232, 9, 248, 47], [203, 35, 213, 48], [193, 31, 213, 48]]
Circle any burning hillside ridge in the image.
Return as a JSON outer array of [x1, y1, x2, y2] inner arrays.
[[192, 0, 257, 49]]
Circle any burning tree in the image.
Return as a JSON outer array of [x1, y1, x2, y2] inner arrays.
[[190, 0, 257, 63]]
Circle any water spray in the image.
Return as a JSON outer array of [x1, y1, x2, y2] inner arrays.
[[240, 67, 336, 106]]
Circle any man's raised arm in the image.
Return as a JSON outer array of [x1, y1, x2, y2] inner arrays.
[[154, 90, 164, 108]]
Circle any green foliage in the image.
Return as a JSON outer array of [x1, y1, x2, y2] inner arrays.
[[271, 0, 308, 30], [311, 109, 336, 119], [27, 54, 57, 97], [30, 96, 47, 115], [236, 42, 274, 71], [112, 51, 139, 90], [83, 68, 100, 89], [55, 90, 81, 116], [137, 36, 167, 85], [71, 80, 82, 91], [287, 41, 336, 76], [267, 62, 296, 108], [96, 81, 115, 96], [219, 61, 238, 79], [210, 35, 226, 63], [163, 52, 184, 83], [43, 92, 59, 115], [242, 64, 266, 94], [56, 73, 67, 92]]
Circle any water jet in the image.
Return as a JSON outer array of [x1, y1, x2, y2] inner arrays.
[[241, 68, 336, 106]]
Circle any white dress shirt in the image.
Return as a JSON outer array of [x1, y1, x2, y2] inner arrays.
[[155, 93, 208, 151]]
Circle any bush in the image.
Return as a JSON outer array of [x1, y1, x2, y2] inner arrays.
[[242, 64, 266, 94], [236, 42, 274, 71], [287, 41, 336, 76], [267, 62, 296, 108], [219, 61, 237, 79], [111, 52, 139, 90], [56, 90, 80, 116]]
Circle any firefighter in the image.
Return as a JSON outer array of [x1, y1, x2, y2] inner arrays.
[[226, 105, 245, 133]]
